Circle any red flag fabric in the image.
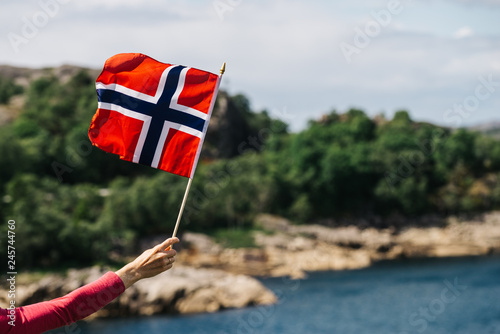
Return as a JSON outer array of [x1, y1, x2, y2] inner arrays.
[[88, 53, 220, 178]]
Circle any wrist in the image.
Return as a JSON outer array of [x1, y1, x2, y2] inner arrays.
[[115, 263, 141, 289]]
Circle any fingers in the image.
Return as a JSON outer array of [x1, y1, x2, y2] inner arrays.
[[163, 256, 176, 266], [147, 238, 179, 270], [141, 251, 176, 270], [150, 252, 176, 272], [124, 238, 180, 283], [156, 237, 179, 252], [152, 239, 178, 265]]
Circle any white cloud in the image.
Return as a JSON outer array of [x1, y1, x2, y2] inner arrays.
[[453, 26, 473, 39], [452, 0, 500, 7], [0, 0, 499, 130]]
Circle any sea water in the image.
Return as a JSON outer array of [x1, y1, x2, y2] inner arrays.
[[53, 256, 500, 334]]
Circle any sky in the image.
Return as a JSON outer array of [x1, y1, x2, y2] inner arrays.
[[1, 0, 499, 131]]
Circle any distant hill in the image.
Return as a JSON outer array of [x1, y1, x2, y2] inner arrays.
[[0, 65, 101, 126], [0, 64, 284, 159], [0, 64, 100, 87], [469, 121, 500, 139]]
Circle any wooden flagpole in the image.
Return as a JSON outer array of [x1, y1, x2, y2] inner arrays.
[[171, 178, 193, 238], [170, 62, 226, 239]]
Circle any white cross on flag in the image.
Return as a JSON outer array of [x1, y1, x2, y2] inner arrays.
[[88, 53, 221, 178]]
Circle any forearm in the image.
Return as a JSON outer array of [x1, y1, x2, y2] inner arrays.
[[1, 238, 178, 334], [12, 272, 125, 334]]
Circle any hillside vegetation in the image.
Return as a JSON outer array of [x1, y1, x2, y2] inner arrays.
[[1, 69, 500, 269]]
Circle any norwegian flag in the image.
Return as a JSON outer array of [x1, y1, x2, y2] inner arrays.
[[88, 53, 221, 178]]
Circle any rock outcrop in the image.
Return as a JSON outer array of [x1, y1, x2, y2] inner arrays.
[[203, 91, 252, 159], [179, 212, 500, 279]]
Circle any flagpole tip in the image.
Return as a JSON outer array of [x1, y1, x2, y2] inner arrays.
[[220, 62, 226, 75]]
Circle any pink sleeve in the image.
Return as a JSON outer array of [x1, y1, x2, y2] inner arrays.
[[0, 271, 125, 334]]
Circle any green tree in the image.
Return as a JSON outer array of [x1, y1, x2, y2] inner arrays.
[[0, 75, 23, 104]]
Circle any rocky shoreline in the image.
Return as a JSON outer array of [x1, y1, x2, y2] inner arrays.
[[179, 212, 500, 279], [1, 212, 499, 319]]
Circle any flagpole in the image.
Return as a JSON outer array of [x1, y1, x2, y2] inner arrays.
[[170, 62, 226, 240], [171, 178, 193, 238]]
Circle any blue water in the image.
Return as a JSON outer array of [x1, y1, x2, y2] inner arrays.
[[50, 256, 500, 334]]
